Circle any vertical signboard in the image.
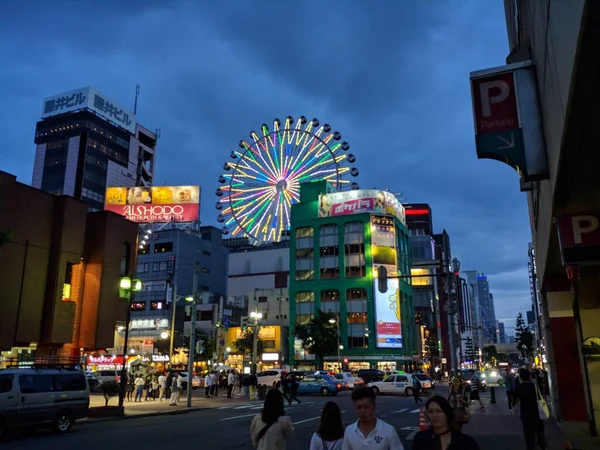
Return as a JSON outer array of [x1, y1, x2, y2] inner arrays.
[[371, 215, 398, 277], [470, 61, 549, 181], [374, 278, 403, 348]]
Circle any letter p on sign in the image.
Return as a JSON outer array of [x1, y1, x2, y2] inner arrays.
[[479, 80, 510, 117], [572, 215, 599, 244]]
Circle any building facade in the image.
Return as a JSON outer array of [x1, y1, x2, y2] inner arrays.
[[289, 181, 416, 371], [0, 171, 138, 367], [32, 87, 156, 211], [474, 274, 497, 344], [129, 227, 229, 361]]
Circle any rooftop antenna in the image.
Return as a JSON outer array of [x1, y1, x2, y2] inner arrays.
[[134, 84, 140, 114]]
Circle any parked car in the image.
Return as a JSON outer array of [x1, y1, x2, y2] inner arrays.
[[0, 368, 89, 438], [357, 369, 385, 384], [297, 374, 341, 396], [369, 373, 419, 396], [256, 369, 284, 387], [178, 372, 202, 389], [289, 370, 312, 381], [85, 373, 103, 393], [92, 370, 121, 384]]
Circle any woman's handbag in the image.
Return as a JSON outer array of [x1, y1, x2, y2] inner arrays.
[[536, 385, 550, 420]]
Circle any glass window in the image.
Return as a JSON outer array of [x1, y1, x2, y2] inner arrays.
[[296, 314, 313, 325], [121, 243, 130, 277], [201, 267, 210, 274], [344, 222, 365, 278], [153, 261, 168, 271], [296, 292, 314, 303], [55, 374, 87, 391], [321, 290, 340, 302], [0, 374, 13, 394], [150, 301, 164, 310], [296, 227, 314, 281], [258, 296, 268, 303], [347, 336, 369, 349], [136, 263, 149, 273], [347, 312, 368, 324], [154, 242, 173, 253], [19, 374, 54, 393], [320, 225, 339, 279], [383, 376, 396, 383], [347, 288, 367, 301]]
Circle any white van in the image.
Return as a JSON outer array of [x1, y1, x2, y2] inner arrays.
[[0, 368, 90, 438]]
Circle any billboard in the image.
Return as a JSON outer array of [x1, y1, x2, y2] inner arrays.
[[371, 215, 398, 277], [318, 189, 405, 225], [41, 86, 137, 134], [374, 278, 403, 348], [105, 186, 200, 223]]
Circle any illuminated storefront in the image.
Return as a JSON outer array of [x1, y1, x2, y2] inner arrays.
[[222, 325, 289, 372], [289, 181, 418, 369]]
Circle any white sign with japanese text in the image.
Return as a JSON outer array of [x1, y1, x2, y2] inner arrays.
[[41, 86, 137, 134]]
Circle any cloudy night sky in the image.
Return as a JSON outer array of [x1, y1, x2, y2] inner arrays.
[[0, 1, 530, 335]]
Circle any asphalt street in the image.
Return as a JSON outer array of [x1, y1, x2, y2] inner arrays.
[[3, 391, 426, 449]]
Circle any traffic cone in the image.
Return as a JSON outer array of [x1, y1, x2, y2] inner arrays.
[[419, 407, 428, 431]]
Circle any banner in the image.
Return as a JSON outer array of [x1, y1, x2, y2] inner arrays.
[[104, 186, 200, 223], [374, 278, 403, 348], [318, 189, 405, 225]]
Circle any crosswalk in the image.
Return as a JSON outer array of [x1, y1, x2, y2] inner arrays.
[[217, 401, 423, 421]]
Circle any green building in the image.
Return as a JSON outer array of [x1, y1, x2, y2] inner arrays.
[[289, 180, 417, 372]]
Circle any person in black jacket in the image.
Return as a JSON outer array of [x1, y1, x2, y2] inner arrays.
[[515, 368, 547, 450], [412, 395, 480, 450]]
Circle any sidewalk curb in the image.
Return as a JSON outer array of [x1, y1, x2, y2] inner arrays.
[[81, 406, 211, 425]]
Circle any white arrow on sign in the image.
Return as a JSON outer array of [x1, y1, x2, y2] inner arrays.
[[497, 133, 515, 150], [401, 426, 419, 431]]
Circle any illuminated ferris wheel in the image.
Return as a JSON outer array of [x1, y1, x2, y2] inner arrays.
[[215, 116, 359, 244]]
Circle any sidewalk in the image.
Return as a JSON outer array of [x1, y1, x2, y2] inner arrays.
[[86, 391, 254, 421]]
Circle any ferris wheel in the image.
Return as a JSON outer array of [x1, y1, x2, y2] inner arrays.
[[215, 116, 359, 244]]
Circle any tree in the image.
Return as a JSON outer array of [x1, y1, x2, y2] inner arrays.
[[515, 312, 535, 358], [482, 345, 498, 363], [235, 328, 265, 357], [102, 382, 121, 407], [465, 337, 475, 362], [294, 310, 339, 369]]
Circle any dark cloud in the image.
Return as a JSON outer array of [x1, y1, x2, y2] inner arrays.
[[0, 0, 532, 322]]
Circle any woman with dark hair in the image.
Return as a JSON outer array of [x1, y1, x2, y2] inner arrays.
[[412, 395, 480, 450], [309, 401, 344, 450], [250, 388, 294, 449]]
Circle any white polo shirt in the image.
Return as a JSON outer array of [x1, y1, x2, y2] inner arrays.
[[342, 418, 404, 449]]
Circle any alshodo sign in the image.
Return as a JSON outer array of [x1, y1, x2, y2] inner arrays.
[[105, 186, 200, 223]]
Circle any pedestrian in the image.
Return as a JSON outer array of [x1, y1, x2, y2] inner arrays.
[[412, 395, 480, 449], [342, 386, 404, 449], [278, 374, 291, 404], [504, 369, 516, 413], [126, 375, 134, 402], [515, 368, 547, 450], [169, 373, 179, 406], [412, 375, 423, 403], [227, 369, 235, 398], [309, 401, 344, 450], [288, 374, 301, 405], [145, 376, 155, 401], [248, 372, 258, 400], [469, 376, 485, 410], [158, 372, 167, 401], [250, 389, 294, 450], [134, 375, 145, 402], [205, 372, 213, 398], [449, 379, 468, 431], [177, 371, 184, 401], [211, 371, 218, 397]]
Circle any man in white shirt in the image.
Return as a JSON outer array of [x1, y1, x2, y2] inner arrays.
[[343, 386, 404, 449], [205, 372, 213, 398], [227, 370, 235, 398], [157, 373, 167, 401]]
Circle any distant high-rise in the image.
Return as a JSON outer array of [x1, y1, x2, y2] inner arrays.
[[32, 86, 157, 211], [476, 274, 497, 344], [498, 322, 506, 343]]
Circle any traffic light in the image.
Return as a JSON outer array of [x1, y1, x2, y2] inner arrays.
[[377, 266, 388, 293], [241, 316, 249, 331]]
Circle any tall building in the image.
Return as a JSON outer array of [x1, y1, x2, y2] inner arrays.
[[289, 181, 416, 371], [0, 171, 138, 367], [475, 274, 497, 344], [462, 270, 486, 351], [498, 322, 506, 344], [32, 87, 156, 211], [129, 227, 229, 366]]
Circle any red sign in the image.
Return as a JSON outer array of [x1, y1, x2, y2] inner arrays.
[[87, 355, 124, 366], [472, 71, 519, 134], [377, 322, 401, 335], [556, 214, 600, 248], [405, 209, 429, 216], [105, 203, 199, 223]]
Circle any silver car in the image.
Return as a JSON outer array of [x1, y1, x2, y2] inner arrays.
[[0, 368, 90, 438]]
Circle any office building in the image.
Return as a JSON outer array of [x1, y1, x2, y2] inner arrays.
[[0, 171, 138, 367], [289, 181, 416, 371], [32, 86, 156, 211]]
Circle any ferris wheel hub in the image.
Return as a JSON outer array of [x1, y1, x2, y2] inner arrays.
[[275, 179, 288, 192]]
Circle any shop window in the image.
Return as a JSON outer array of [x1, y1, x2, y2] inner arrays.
[[347, 288, 367, 301], [262, 340, 276, 349], [154, 242, 173, 253], [131, 302, 146, 311], [150, 301, 164, 310], [344, 222, 365, 278]]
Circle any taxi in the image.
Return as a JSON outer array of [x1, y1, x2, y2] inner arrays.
[[368, 372, 417, 396]]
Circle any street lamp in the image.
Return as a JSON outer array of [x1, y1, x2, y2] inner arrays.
[[329, 317, 342, 371], [118, 276, 143, 409], [250, 311, 263, 373], [185, 290, 200, 408]]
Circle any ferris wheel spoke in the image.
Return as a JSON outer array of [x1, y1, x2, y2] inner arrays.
[[235, 190, 277, 225]]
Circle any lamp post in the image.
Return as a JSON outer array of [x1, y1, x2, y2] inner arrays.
[[185, 263, 199, 408], [118, 276, 143, 409], [329, 318, 342, 371], [250, 311, 263, 374]]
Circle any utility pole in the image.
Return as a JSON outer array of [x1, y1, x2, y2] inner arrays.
[[168, 282, 177, 370], [252, 316, 259, 374], [186, 263, 199, 408], [214, 295, 224, 365]]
